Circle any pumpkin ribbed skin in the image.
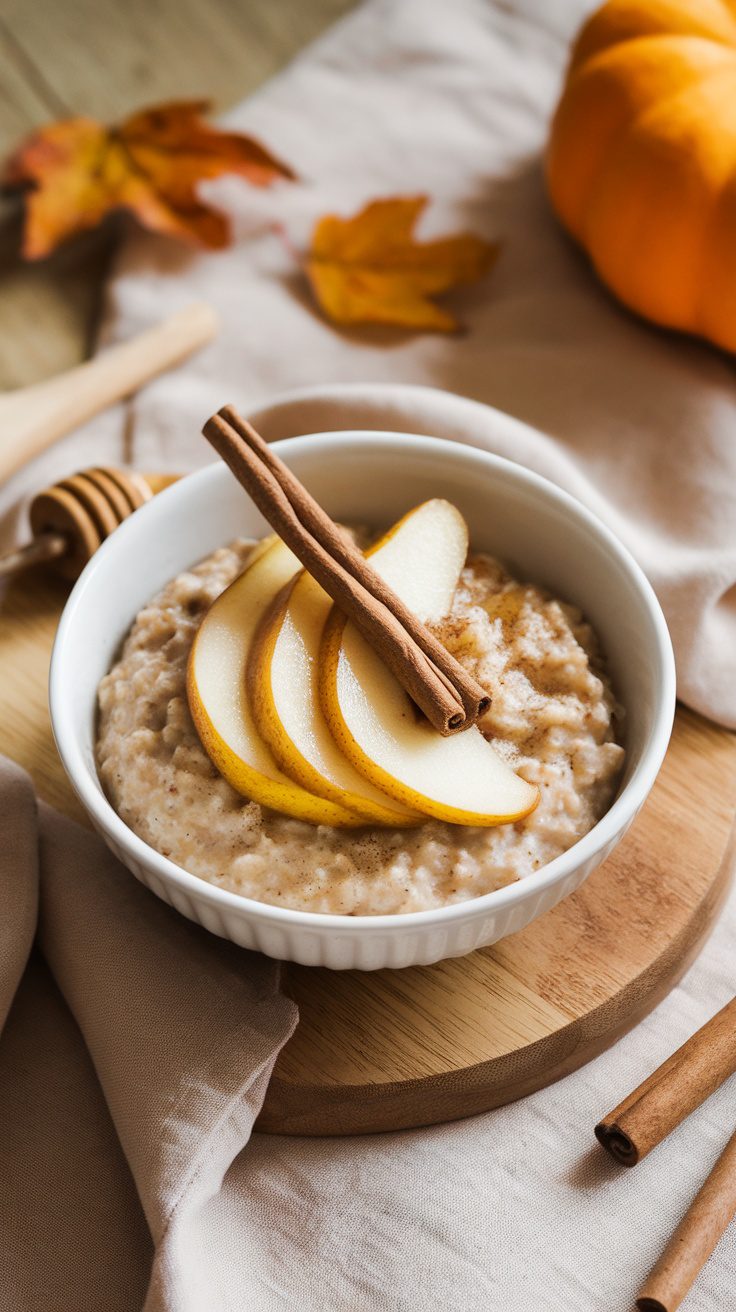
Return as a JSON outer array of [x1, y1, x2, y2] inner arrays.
[[546, 0, 736, 352]]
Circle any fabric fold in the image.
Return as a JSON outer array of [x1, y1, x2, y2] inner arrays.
[[0, 760, 297, 1310], [36, 803, 298, 1244]]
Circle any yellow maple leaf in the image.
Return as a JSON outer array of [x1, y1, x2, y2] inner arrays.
[[305, 195, 499, 333], [3, 99, 295, 260]]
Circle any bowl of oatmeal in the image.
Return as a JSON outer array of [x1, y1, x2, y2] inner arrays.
[[50, 431, 675, 969]]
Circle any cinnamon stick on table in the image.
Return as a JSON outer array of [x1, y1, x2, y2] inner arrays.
[[203, 405, 490, 736], [636, 1127, 736, 1312], [595, 996, 736, 1167]]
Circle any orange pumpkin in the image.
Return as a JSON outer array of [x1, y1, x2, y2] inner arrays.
[[546, 0, 736, 353]]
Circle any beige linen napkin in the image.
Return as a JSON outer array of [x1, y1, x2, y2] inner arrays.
[[0, 758, 297, 1311], [2, 1, 736, 1309]]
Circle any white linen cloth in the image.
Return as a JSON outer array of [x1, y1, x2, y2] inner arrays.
[[1, 1, 735, 1309]]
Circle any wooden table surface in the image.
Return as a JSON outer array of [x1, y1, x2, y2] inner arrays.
[[0, 0, 353, 787]]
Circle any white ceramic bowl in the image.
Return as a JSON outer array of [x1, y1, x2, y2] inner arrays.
[[50, 432, 675, 970]]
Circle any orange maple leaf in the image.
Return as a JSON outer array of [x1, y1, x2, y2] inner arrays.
[[305, 196, 499, 333], [3, 99, 295, 260]]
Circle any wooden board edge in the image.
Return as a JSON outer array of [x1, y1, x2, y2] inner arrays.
[[256, 819, 735, 1136]]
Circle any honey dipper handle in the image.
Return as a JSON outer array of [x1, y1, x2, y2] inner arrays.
[[0, 302, 218, 486], [0, 531, 67, 579]]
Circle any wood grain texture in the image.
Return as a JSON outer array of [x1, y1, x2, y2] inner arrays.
[[257, 709, 736, 1135], [0, 568, 87, 818]]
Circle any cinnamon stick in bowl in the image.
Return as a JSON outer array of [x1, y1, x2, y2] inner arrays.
[[636, 1127, 736, 1312], [202, 405, 490, 736], [595, 996, 736, 1167]]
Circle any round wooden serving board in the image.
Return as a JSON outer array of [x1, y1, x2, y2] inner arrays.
[[1, 572, 735, 1139], [258, 709, 736, 1136]]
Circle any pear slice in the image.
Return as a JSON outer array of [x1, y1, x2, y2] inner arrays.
[[248, 500, 471, 825], [187, 538, 364, 827], [250, 567, 422, 827], [319, 511, 540, 828]]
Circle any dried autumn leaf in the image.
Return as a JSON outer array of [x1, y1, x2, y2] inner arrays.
[[3, 99, 295, 260], [305, 196, 499, 333]]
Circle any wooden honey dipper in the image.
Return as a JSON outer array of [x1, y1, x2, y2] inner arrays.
[[0, 467, 179, 581]]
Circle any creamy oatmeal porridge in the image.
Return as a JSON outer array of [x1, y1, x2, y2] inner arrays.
[[96, 538, 624, 915]]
